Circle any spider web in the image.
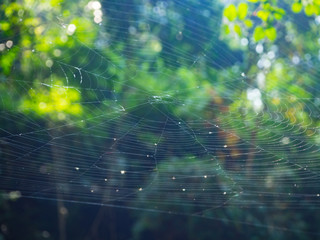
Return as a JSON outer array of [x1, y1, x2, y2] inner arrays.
[[1, 0, 320, 235]]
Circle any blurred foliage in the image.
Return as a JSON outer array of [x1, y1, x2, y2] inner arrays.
[[223, 0, 320, 42], [1, 0, 320, 239], [20, 80, 82, 121]]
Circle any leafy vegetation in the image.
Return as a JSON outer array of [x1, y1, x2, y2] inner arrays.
[[1, 0, 320, 239]]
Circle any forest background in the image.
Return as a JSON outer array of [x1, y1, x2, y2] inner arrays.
[[1, 0, 320, 239]]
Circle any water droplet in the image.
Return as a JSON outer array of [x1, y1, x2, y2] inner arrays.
[[6, 40, 13, 48], [281, 137, 290, 145]]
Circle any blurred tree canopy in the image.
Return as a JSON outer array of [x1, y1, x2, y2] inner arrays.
[[1, 0, 320, 239]]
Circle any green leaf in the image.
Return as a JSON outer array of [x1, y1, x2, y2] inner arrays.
[[275, 7, 286, 15], [223, 24, 230, 34], [314, 6, 320, 15], [272, 7, 286, 19], [263, 3, 272, 10], [224, 4, 237, 21], [253, 26, 265, 42], [0, 21, 10, 31], [247, 0, 259, 2], [265, 27, 277, 41], [274, 13, 283, 20], [304, 4, 315, 16], [234, 24, 241, 36], [244, 19, 253, 28], [257, 10, 270, 22], [238, 3, 248, 20], [291, 2, 303, 13]]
